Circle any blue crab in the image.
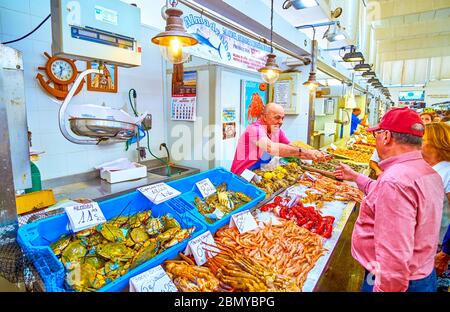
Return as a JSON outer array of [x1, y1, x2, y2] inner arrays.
[[97, 224, 125, 242], [61, 240, 87, 270], [50, 235, 71, 256]]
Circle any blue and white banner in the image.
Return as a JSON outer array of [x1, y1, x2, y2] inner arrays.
[[184, 14, 271, 72]]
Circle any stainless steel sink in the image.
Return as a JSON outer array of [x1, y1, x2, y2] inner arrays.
[[148, 165, 189, 176]]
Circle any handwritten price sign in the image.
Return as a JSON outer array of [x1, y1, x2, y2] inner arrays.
[[229, 210, 258, 233], [129, 265, 178, 292], [240, 169, 256, 182], [196, 178, 216, 198], [64, 202, 106, 233], [138, 183, 181, 205], [184, 231, 218, 266]]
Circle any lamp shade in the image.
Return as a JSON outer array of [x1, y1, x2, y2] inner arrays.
[[151, 8, 198, 64], [258, 54, 282, 84], [343, 46, 364, 62], [303, 72, 319, 89], [354, 62, 371, 72], [362, 71, 376, 78]]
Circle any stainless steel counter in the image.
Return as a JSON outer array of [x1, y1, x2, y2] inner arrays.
[[42, 159, 200, 202]]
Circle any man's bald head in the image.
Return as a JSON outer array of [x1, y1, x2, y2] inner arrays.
[[261, 102, 285, 132], [263, 102, 284, 116]]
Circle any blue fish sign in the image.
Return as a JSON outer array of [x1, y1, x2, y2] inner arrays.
[[191, 33, 223, 59]]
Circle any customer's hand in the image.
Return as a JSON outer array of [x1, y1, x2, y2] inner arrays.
[[435, 251, 450, 276], [302, 149, 328, 162], [334, 163, 359, 181]]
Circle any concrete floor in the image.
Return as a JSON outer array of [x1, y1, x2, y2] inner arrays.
[[0, 276, 25, 292]]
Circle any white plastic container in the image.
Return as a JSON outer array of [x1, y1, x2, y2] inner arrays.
[[100, 163, 147, 183]]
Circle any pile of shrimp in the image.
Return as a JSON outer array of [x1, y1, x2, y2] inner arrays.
[[214, 219, 326, 290]]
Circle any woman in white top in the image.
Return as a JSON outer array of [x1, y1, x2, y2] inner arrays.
[[422, 123, 450, 274]]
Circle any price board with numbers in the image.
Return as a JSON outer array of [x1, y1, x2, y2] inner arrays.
[[184, 231, 218, 266], [195, 178, 216, 198], [129, 265, 178, 292], [229, 210, 259, 233], [64, 202, 106, 233], [138, 182, 181, 205]]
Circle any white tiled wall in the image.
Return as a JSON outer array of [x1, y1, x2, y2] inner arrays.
[[1, 1, 168, 180]]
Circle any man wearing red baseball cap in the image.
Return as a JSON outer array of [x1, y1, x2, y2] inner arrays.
[[334, 107, 444, 292]]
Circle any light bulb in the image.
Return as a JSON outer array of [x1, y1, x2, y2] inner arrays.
[[159, 37, 191, 64], [261, 69, 280, 85]]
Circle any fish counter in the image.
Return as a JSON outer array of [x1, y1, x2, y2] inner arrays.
[[17, 160, 365, 292]]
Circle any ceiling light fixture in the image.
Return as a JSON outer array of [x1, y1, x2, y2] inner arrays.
[[362, 71, 376, 78], [354, 62, 371, 72], [282, 0, 318, 10], [151, 1, 198, 64], [343, 45, 364, 62], [258, 0, 281, 85], [323, 21, 346, 42], [303, 26, 319, 90]]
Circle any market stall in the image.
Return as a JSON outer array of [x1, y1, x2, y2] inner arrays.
[[15, 156, 367, 292]]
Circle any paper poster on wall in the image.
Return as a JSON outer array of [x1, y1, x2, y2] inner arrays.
[[171, 71, 197, 121], [241, 80, 268, 128], [273, 79, 291, 111], [173, 71, 197, 97], [222, 122, 236, 140], [222, 108, 236, 122]]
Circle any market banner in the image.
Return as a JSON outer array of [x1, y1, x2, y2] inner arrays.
[[183, 13, 271, 72]]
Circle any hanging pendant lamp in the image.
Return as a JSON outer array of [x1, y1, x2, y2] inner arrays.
[[259, 0, 281, 84], [151, 3, 198, 64]]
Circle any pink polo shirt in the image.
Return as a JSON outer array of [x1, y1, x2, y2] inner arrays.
[[230, 120, 290, 175], [352, 151, 443, 292]]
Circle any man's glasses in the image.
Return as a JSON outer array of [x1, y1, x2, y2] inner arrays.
[[372, 129, 386, 138]]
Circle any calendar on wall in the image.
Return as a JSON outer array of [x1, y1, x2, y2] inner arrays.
[[171, 97, 196, 121], [171, 71, 197, 121]]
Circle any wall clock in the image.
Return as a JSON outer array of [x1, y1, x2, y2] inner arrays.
[[36, 52, 85, 100]]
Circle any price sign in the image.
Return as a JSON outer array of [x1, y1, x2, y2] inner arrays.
[[64, 202, 106, 233], [330, 143, 338, 151], [229, 210, 258, 233], [138, 182, 181, 205], [196, 178, 216, 198], [240, 169, 256, 182], [184, 231, 218, 266], [129, 265, 178, 292]]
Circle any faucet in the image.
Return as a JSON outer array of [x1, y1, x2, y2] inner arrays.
[[159, 143, 170, 165]]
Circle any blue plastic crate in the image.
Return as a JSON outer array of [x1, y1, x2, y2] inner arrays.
[[17, 191, 207, 292], [166, 167, 266, 234]]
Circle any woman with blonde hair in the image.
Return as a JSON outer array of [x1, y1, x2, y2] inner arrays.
[[422, 122, 450, 290]]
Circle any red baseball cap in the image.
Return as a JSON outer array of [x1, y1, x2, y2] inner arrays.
[[367, 107, 425, 137]]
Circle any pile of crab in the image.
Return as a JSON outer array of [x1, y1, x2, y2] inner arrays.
[[49, 210, 194, 291], [193, 182, 253, 224]]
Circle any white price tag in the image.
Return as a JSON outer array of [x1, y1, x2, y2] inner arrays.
[[229, 210, 259, 233], [129, 265, 178, 292], [64, 202, 106, 233], [196, 178, 216, 198], [240, 169, 256, 182], [330, 143, 338, 151], [184, 231, 219, 266], [138, 183, 181, 205]]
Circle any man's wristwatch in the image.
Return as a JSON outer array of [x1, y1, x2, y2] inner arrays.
[[298, 148, 303, 155]]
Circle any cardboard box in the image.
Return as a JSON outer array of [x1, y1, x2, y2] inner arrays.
[[100, 163, 147, 183]]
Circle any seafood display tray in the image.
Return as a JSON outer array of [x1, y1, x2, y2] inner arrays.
[[166, 167, 266, 234], [17, 191, 207, 292]]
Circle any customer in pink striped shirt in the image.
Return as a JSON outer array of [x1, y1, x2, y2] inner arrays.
[[334, 107, 444, 292]]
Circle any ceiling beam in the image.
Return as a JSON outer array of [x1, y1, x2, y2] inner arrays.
[[376, 33, 450, 52], [378, 45, 450, 62], [368, 0, 450, 21], [375, 20, 450, 40]]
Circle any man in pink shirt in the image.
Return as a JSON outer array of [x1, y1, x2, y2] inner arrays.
[[334, 107, 443, 292], [231, 103, 326, 175]]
